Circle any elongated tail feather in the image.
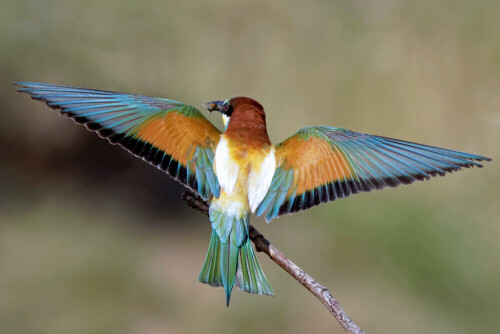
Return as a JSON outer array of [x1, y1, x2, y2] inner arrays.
[[236, 239, 274, 296], [221, 233, 239, 306], [198, 230, 222, 287], [200, 204, 273, 305]]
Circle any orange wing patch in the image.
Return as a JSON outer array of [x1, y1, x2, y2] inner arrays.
[[15, 82, 222, 199], [134, 111, 220, 166], [276, 136, 353, 195]]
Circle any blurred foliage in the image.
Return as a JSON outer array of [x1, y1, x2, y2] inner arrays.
[[0, 0, 499, 333]]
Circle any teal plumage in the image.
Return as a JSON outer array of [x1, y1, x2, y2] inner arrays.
[[257, 126, 490, 222], [15, 82, 274, 305], [15, 82, 490, 307], [203, 199, 273, 305], [15, 82, 220, 199]]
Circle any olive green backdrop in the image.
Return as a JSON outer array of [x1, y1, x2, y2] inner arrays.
[[1, 1, 499, 333]]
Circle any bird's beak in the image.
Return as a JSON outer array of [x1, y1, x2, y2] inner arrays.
[[202, 101, 224, 114], [202, 103, 214, 114]]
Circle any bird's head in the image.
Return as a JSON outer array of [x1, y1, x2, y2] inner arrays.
[[203, 97, 265, 130]]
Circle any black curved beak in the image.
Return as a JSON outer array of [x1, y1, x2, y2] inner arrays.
[[202, 100, 225, 114]]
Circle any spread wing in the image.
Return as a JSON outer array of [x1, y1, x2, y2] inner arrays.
[[258, 126, 490, 222], [16, 82, 221, 199]]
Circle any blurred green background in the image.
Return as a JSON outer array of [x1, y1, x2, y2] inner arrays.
[[1, 0, 499, 333]]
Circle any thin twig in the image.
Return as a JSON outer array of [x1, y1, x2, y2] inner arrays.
[[182, 190, 366, 334]]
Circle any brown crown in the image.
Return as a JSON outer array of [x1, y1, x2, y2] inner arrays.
[[224, 97, 271, 147]]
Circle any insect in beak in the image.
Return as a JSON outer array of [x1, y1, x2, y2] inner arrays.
[[202, 102, 219, 114]]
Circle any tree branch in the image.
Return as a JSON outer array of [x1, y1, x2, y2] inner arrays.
[[182, 190, 366, 334]]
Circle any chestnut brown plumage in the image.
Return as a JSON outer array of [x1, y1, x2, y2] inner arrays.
[[224, 97, 271, 148]]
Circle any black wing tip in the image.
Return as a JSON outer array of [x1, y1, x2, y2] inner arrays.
[[275, 157, 490, 219], [14, 82, 58, 107], [461, 155, 491, 163], [20, 92, 65, 113], [14, 82, 32, 94]]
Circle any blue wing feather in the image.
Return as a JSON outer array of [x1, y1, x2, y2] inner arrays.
[[258, 126, 490, 221], [15, 81, 220, 199]]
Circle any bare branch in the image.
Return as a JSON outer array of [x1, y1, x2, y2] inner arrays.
[[182, 190, 366, 334]]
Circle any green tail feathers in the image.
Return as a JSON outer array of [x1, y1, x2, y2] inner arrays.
[[198, 230, 223, 288], [198, 210, 273, 306], [236, 238, 274, 296]]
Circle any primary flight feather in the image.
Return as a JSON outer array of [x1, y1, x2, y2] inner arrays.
[[15, 82, 491, 305]]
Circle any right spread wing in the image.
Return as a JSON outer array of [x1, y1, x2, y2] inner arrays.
[[258, 126, 490, 221]]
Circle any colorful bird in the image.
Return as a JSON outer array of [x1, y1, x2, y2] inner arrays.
[[15, 82, 491, 305]]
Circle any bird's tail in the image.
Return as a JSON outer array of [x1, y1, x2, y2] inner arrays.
[[198, 208, 273, 306]]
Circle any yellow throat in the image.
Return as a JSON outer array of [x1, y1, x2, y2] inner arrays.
[[222, 114, 230, 128]]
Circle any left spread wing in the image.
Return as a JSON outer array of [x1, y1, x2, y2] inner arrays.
[[15, 82, 221, 199], [258, 126, 490, 222]]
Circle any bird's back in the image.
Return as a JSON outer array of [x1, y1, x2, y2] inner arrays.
[[212, 97, 276, 212], [213, 133, 276, 213]]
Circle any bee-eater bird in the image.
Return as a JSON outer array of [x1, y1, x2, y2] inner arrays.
[[15, 82, 491, 305]]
